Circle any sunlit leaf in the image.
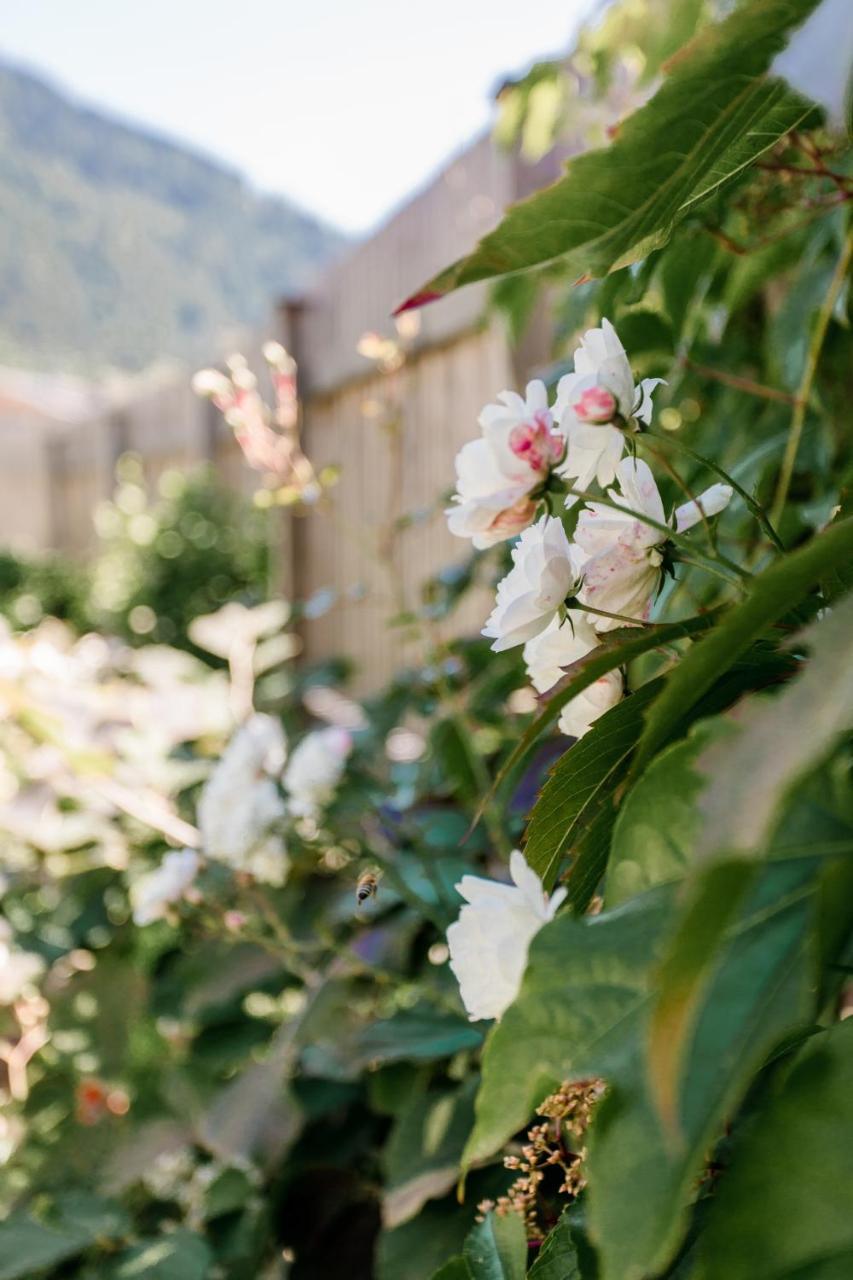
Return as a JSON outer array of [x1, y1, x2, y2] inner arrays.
[[397, 0, 820, 310]]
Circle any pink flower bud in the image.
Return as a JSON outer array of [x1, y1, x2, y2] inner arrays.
[[509, 411, 563, 474], [573, 386, 617, 424]]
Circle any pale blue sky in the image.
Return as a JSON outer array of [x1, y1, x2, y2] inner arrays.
[[1, 0, 593, 233]]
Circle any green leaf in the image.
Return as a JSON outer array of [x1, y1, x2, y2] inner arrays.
[[462, 887, 674, 1169], [0, 1217, 93, 1280], [524, 681, 663, 892], [430, 1261, 473, 1280], [695, 595, 853, 858], [528, 1211, 583, 1280], [354, 1008, 483, 1067], [696, 1020, 853, 1280], [632, 517, 853, 773], [379, 1199, 473, 1280], [383, 1080, 479, 1229], [588, 858, 819, 1280], [106, 1231, 213, 1280], [606, 718, 730, 908], [463, 1212, 528, 1280], [397, 0, 819, 309], [480, 611, 722, 823]]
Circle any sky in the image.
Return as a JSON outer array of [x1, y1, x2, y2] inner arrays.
[[1, 0, 594, 235]]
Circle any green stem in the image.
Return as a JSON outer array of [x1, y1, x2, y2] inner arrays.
[[769, 228, 853, 529]]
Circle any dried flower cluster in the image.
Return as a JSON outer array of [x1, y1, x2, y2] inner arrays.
[[478, 1078, 606, 1241]]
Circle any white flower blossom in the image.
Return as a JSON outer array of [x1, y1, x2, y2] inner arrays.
[[130, 848, 200, 927], [446, 381, 565, 548], [523, 613, 624, 738], [447, 850, 566, 1021], [482, 516, 580, 652], [198, 713, 289, 884], [283, 726, 352, 818], [0, 920, 45, 1003], [574, 458, 732, 630], [555, 319, 664, 495]]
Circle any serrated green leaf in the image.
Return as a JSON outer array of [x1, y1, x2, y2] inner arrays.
[[463, 1212, 527, 1280], [525, 681, 663, 892], [462, 887, 674, 1170], [397, 0, 819, 310], [632, 517, 853, 773], [528, 1211, 583, 1280], [696, 1020, 853, 1280]]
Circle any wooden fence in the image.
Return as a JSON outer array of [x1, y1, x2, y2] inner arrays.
[[0, 131, 562, 691]]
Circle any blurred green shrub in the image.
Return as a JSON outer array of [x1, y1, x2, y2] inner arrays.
[[89, 457, 271, 653]]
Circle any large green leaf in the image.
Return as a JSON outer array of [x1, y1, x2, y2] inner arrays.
[[354, 1007, 483, 1067], [462, 887, 674, 1170], [632, 517, 853, 773], [696, 1020, 853, 1280], [105, 1231, 212, 1280], [524, 681, 663, 892], [605, 718, 729, 908], [463, 1212, 528, 1280], [587, 858, 819, 1280], [694, 595, 853, 858], [0, 1217, 93, 1280], [397, 0, 819, 310]]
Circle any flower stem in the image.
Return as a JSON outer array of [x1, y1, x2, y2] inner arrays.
[[769, 228, 853, 530]]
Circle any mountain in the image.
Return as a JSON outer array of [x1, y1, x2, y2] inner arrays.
[[0, 61, 346, 372]]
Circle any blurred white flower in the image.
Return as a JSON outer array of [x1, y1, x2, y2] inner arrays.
[[447, 850, 566, 1021], [0, 921, 45, 1004], [555, 319, 664, 495], [446, 381, 565, 548], [482, 516, 580, 652], [130, 848, 200, 927], [574, 458, 732, 630], [523, 613, 624, 738], [283, 727, 352, 818], [198, 714, 289, 884]]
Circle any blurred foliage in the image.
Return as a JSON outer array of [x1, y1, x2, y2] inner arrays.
[[89, 459, 271, 654], [0, 0, 851, 1277]]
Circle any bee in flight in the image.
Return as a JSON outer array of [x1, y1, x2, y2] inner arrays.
[[355, 869, 379, 909]]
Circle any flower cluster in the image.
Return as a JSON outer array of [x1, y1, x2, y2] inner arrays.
[[448, 319, 732, 738], [132, 716, 353, 925], [477, 1078, 605, 1241], [193, 343, 323, 504]]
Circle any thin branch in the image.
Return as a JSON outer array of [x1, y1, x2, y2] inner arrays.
[[770, 228, 853, 528], [681, 357, 798, 406]]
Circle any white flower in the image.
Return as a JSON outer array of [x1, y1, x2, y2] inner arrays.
[[0, 921, 44, 1004], [283, 726, 352, 818], [574, 458, 732, 630], [446, 381, 565, 548], [482, 516, 580, 652], [555, 319, 664, 494], [131, 848, 200, 927], [523, 613, 624, 738], [447, 850, 566, 1021], [198, 714, 289, 884]]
